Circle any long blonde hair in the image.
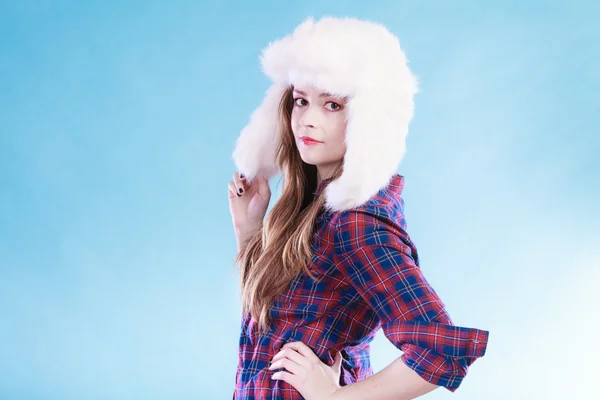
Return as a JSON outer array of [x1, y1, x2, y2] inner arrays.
[[234, 86, 344, 335]]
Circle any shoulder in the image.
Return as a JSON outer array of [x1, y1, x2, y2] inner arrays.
[[324, 174, 416, 257], [327, 176, 421, 267], [332, 173, 407, 231]]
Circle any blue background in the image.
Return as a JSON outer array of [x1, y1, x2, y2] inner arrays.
[[1, 1, 598, 398]]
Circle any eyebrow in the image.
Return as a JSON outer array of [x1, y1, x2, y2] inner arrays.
[[293, 89, 336, 98], [293, 89, 350, 104]]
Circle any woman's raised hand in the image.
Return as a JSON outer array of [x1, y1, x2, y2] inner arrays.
[[228, 172, 271, 234]]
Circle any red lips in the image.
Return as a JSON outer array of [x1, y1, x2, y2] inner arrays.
[[299, 136, 323, 144]]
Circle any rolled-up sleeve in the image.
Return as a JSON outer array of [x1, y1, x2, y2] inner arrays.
[[333, 207, 489, 392]]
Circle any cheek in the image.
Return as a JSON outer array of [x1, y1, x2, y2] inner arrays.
[[290, 108, 300, 132], [337, 118, 348, 153], [332, 115, 347, 140], [325, 116, 347, 156]]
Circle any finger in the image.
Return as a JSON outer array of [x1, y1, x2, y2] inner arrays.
[[271, 347, 311, 369], [271, 371, 298, 387], [282, 342, 320, 363], [232, 172, 245, 195], [333, 350, 343, 372], [268, 356, 303, 375], [228, 181, 241, 198]]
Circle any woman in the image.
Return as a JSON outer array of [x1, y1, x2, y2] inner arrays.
[[228, 17, 489, 399]]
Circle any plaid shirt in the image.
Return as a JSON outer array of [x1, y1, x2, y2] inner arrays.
[[233, 174, 489, 399]]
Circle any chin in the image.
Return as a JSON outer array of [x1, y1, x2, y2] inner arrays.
[[299, 154, 324, 166], [300, 150, 343, 166]]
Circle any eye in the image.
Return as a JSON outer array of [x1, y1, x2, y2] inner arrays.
[[294, 98, 308, 107], [325, 101, 342, 111]]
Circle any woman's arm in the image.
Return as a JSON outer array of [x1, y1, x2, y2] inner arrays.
[[331, 356, 438, 400], [235, 226, 253, 253], [332, 207, 489, 394]]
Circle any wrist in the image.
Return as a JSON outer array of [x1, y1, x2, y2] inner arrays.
[[237, 219, 262, 235], [235, 225, 259, 252], [235, 225, 255, 239], [328, 387, 344, 400]]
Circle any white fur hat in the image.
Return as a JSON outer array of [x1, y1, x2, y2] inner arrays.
[[232, 16, 419, 211]]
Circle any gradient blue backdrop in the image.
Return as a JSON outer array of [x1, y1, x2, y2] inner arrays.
[[1, 1, 598, 398]]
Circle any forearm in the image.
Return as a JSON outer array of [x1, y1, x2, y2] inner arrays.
[[235, 227, 250, 253], [331, 356, 439, 400], [235, 224, 260, 253]]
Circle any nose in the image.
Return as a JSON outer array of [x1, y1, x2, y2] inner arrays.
[[299, 104, 319, 128]]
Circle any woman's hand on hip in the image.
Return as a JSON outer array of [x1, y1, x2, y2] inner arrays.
[[269, 341, 343, 400]]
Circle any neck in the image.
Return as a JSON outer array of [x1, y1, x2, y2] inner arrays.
[[316, 164, 337, 187]]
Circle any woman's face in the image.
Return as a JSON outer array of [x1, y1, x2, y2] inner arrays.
[[290, 85, 347, 177]]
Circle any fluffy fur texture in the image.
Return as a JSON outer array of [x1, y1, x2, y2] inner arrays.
[[232, 16, 419, 211]]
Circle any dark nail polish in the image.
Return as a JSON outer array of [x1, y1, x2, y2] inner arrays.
[[239, 188, 243, 194], [240, 173, 245, 178], [237, 192, 241, 197]]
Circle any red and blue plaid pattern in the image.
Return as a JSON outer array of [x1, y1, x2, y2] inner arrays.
[[233, 174, 489, 398]]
